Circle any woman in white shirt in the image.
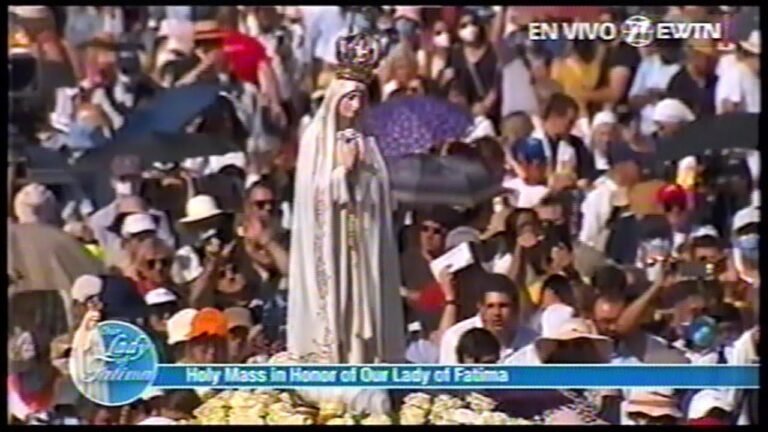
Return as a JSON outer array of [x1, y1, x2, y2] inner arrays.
[[716, 30, 760, 114]]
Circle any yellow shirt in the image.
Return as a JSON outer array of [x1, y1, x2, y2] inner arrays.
[[83, 244, 105, 262], [551, 53, 604, 113]]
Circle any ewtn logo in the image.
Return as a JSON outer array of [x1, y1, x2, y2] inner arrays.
[[528, 15, 723, 48]]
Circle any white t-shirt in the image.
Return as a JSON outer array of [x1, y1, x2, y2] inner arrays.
[[502, 177, 550, 209], [715, 62, 761, 114], [502, 343, 542, 365], [438, 315, 539, 364], [578, 175, 620, 250], [628, 55, 682, 135]]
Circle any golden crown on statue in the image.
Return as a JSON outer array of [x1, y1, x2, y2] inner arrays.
[[335, 32, 383, 83]]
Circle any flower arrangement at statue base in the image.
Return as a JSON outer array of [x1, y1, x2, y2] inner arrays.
[[190, 389, 532, 425], [188, 353, 532, 425]]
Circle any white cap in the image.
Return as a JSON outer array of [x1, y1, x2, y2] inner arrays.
[[540, 304, 576, 337], [166, 308, 198, 345], [121, 213, 158, 238], [144, 288, 178, 306], [652, 99, 696, 124], [687, 389, 733, 419], [206, 152, 246, 175], [592, 111, 617, 129], [691, 225, 720, 239], [71, 275, 103, 303], [732, 206, 760, 232]]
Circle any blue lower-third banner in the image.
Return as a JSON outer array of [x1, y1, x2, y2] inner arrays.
[[151, 365, 759, 389]]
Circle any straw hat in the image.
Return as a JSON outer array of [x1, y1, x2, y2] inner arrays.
[[179, 195, 225, 224], [223, 307, 254, 331], [739, 30, 760, 55], [534, 318, 613, 363], [624, 391, 682, 418], [166, 308, 198, 345]]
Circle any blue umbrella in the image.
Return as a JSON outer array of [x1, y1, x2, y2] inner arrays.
[[114, 83, 223, 141], [361, 95, 473, 159]]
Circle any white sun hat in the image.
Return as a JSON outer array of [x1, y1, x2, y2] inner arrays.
[[534, 318, 613, 363], [739, 30, 760, 55], [71, 275, 103, 303], [179, 195, 225, 224], [687, 389, 733, 420], [120, 213, 158, 238], [166, 308, 198, 345], [652, 98, 696, 124]]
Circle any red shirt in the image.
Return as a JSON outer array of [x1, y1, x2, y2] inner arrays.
[[416, 280, 446, 313]]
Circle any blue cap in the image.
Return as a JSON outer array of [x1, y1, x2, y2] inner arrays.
[[513, 137, 548, 165], [607, 142, 643, 167]]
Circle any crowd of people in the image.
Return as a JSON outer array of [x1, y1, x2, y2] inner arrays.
[[7, 5, 760, 425]]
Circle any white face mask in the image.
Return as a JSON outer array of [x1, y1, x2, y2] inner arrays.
[[433, 32, 451, 48], [458, 25, 479, 43], [114, 180, 135, 196]]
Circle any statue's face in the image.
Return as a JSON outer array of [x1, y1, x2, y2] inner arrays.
[[338, 90, 366, 120]]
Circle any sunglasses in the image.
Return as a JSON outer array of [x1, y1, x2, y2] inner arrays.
[[251, 199, 276, 211], [143, 257, 173, 269], [406, 86, 422, 95], [420, 224, 446, 235]]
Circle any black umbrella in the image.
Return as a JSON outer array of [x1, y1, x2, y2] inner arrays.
[[388, 154, 502, 208], [75, 132, 242, 169], [655, 113, 758, 162]]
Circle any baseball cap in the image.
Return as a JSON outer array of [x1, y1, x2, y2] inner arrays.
[[223, 307, 253, 331], [513, 137, 548, 165], [691, 225, 720, 240], [732, 206, 759, 233], [167, 308, 198, 345], [111, 154, 142, 178], [144, 288, 178, 307], [120, 213, 158, 238], [190, 308, 229, 339], [71, 275, 104, 303]]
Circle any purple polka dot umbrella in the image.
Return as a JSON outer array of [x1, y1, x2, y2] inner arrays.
[[361, 95, 473, 159]]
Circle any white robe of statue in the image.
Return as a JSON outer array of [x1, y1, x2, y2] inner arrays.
[[287, 77, 405, 364]]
